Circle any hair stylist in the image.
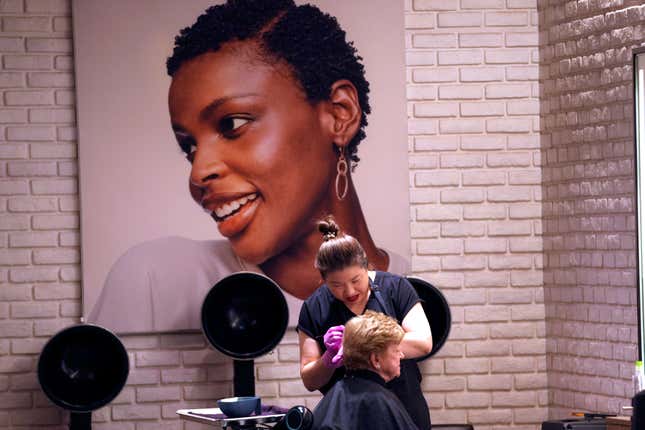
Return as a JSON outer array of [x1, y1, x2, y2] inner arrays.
[[297, 218, 433, 430]]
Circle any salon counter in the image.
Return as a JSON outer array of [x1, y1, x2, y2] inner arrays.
[[606, 415, 630, 430]]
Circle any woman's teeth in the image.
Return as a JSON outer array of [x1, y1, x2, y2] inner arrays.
[[213, 193, 257, 220]]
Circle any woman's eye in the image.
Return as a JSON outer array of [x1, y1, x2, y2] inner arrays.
[[219, 117, 250, 135], [177, 136, 196, 160]]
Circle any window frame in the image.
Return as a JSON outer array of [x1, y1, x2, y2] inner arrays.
[[633, 46, 645, 361]]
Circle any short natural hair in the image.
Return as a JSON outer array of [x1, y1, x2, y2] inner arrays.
[[166, 0, 370, 166], [315, 216, 368, 278], [343, 310, 404, 370]]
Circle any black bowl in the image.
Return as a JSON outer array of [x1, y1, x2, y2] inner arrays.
[[217, 396, 261, 418]]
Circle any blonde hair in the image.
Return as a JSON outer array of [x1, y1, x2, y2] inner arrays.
[[343, 310, 404, 370], [314, 216, 368, 278]]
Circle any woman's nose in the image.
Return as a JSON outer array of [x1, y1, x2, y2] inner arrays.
[[344, 283, 356, 296], [189, 140, 225, 189]]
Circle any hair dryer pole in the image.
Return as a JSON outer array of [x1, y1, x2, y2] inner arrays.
[[234, 359, 255, 397]]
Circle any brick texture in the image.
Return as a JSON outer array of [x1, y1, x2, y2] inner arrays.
[[538, 0, 643, 419], [408, 0, 544, 427], [2, 1, 639, 429]]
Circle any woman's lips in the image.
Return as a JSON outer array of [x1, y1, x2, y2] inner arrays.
[[345, 294, 360, 303], [212, 193, 258, 220], [203, 193, 261, 239]]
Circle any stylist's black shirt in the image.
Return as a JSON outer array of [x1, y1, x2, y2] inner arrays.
[[298, 271, 431, 430]]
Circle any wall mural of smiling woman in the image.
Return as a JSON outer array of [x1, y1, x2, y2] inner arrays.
[[76, 0, 410, 334]]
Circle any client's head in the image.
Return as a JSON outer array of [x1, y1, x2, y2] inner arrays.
[[343, 310, 405, 382]]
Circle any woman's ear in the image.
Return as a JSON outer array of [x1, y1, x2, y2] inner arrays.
[[320, 79, 361, 150], [369, 352, 381, 370]]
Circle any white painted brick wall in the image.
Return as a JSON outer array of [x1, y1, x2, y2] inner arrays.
[[407, 0, 544, 428], [5, 0, 638, 429], [538, 0, 644, 420]]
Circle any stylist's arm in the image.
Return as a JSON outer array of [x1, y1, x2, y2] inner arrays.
[[300, 325, 344, 390], [299, 330, 338, 391], [399, 301, 433, 358]]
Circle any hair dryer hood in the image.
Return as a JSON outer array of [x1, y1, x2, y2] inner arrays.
[[37, 324, 129, 412], [201, 272, 289, 360]]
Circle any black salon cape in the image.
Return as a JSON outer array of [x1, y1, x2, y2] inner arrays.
[[312, 369, 419, 430], [298, 271, 431, 430]]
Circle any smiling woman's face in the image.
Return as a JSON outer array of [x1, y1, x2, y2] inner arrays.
[[168, 42, 337, 264]]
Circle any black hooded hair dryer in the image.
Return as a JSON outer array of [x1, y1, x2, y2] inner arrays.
[[201, 271, 289, 396], [37, 324, 129, 430]]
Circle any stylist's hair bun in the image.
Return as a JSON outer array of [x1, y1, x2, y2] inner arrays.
[[318, 217, 340, 242], [315, 215, 368, 278]]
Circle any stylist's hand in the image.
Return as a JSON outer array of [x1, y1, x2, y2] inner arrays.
[[322, 325, 344, 368], [323, 325, 344, 353]]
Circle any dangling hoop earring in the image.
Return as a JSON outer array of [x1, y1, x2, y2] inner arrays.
[[335, 147, 348, 201]]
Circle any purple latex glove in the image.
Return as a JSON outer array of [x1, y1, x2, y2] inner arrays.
[[323, 325, 344, 355], [322, 347, 344, 369], [331, 345, 343, 366], [321, 325, 344, 369]]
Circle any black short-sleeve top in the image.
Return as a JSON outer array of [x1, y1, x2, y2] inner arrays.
[[297, 270, 421, 393]]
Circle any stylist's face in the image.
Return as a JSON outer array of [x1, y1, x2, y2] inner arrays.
[[325, 265, 370, 308], [375, 342, 404, 382], [168, 42, 336, 264]]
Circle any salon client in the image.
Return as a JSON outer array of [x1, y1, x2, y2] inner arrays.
[[298, 218, 432, 430], [312, 310, 418, 430]]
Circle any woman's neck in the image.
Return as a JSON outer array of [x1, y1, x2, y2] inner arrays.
[[259, 180, 388, 300], [348, 367, 388, 384]]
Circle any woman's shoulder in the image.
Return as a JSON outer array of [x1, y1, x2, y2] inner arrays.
[[118, 236, 237, 263], [110, 236, 263, 276], [374, 270, 407, 288], [373, 271, 419, 316], [299, 284, 336, 326], [297, 284, 335, 338], [302, 283, 333, 306], [87, 236, 260, 333]]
